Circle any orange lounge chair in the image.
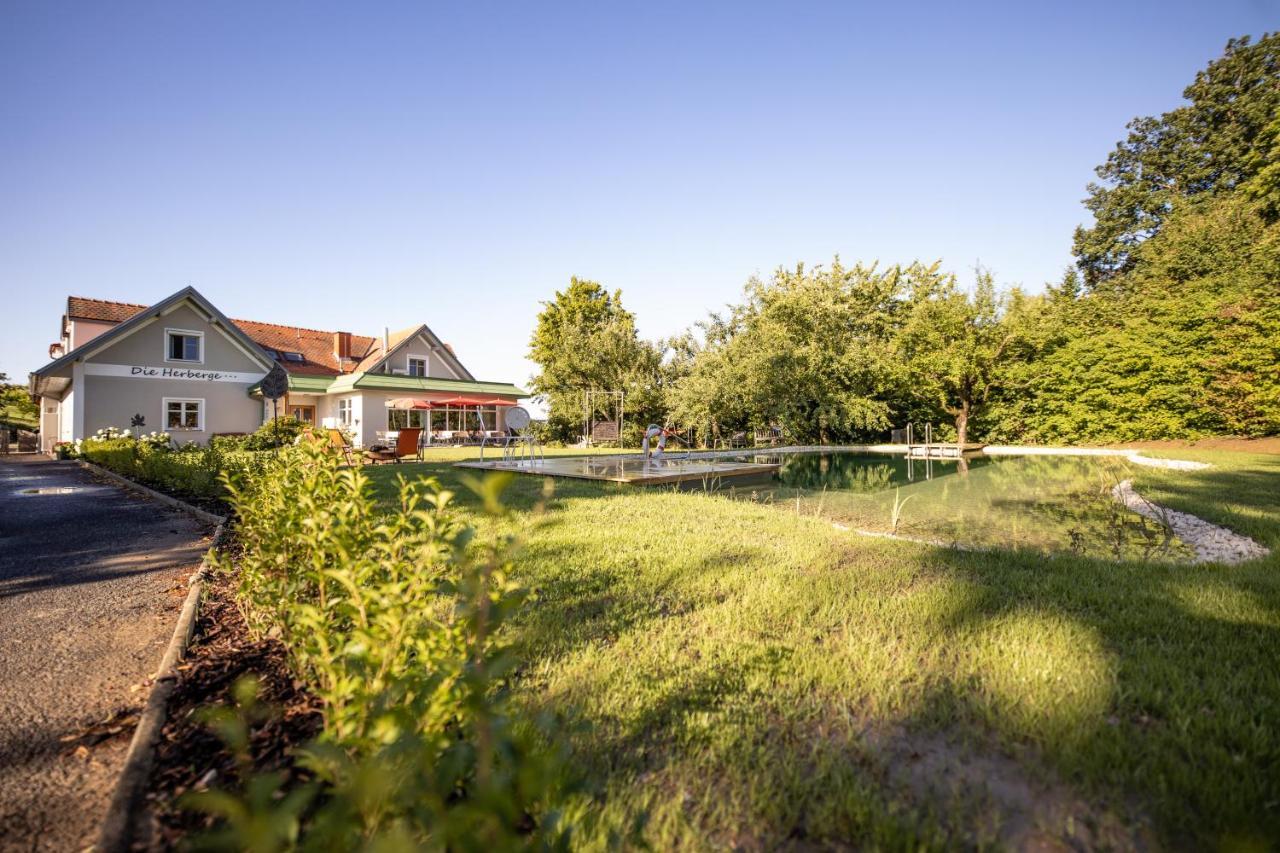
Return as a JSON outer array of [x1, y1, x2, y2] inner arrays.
[[365, 427, 422, 464]]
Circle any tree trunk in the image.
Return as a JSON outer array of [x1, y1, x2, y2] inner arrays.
[[954, 399, 970, 448]]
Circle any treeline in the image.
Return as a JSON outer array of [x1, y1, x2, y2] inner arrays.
[[530, 34, 1280, 446]]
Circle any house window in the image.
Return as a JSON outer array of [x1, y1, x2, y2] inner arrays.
[[164, 398, 204, 430], [290, 405, 316, 424], [388, 409, 427, 429], [338, 399, 353, 425], [427, 405, 499, 432], [165, 329, 203, 363], [408, 357, 426, 377]]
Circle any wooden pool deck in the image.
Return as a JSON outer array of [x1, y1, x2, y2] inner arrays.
[[455, 455, 781, 485], [905, 443, 986, 458]]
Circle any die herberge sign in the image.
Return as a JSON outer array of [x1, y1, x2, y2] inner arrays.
[[84, 363, 266, 384]]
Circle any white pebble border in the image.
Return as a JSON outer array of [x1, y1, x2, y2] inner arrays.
[[1120, 453, 1210, 471], [1111, 479, 1269, 565], [982, 445, 1212, 470]]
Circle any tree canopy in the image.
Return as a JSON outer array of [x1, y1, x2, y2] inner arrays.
[[529, 35, 1279, 447], [667, 260, 910, 443], [1, 383, 38, 432], [528, 277, 664, 442], [1073, 33, 1280, 286]]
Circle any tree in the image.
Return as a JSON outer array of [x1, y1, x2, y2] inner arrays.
[[527, 277, 663, 441], [897, 266, 1030, 448], [668, 259, 906, 443], [1, 381, 39, 432], [1243, 115, 1280, 221], [987, 195, 1280, 442], [1073, 33, 1280, 285]]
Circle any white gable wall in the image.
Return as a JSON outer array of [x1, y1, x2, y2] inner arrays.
[[75, 301, 268, 443], [381, 332, 465, 380]]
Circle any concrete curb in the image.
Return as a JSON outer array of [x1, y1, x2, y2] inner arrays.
[[77, 460, 227, 526], [83, 463, 229, 852]]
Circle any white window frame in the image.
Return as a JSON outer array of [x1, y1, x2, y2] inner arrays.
[[162, 397, 205, 431], [338, 398, 353, 426], [406, 354, 428, 377], [164, 328, 205, 364], [387, 408, 427, 430]]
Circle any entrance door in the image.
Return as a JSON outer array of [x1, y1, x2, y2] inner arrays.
[[290, 405, 316, 424]]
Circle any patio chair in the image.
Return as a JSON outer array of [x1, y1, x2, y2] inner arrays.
[[326, 428, 357, 465], [480, 427, 516, 459], [365, 427, 422, 464]]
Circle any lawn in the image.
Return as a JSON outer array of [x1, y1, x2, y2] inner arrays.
[[365, 448, 1280, 849]]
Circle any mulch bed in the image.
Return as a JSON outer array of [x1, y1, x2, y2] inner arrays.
[[141, 569, 323, 850]]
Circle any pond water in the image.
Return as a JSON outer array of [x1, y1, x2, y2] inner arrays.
[[723, 451, 1191, 562]]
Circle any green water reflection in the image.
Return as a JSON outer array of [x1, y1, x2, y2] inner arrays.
[[727, 452, 1191, 562]]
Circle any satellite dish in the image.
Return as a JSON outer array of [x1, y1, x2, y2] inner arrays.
[[505, 406, 531, 431], [260, 364, 289, 401]]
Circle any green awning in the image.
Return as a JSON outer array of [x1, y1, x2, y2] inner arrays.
[[250, 371, 525, 398], [248, 374, 336, 396], [286, 375, 338, 393], [343, 373, 526, 396]]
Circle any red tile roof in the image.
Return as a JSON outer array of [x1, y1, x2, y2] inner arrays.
[[67, 296, 149, 324], [64, 296, 382, 376], [352, 325, 417, 373]]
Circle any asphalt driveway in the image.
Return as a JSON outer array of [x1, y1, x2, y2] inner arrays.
[[0, 455, 209, 852]]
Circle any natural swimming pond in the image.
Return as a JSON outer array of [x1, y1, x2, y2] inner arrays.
[[722, 451, 1192, 562]]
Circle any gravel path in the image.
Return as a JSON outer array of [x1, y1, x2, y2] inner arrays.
[[0, 456, 209, 852], [1112, 479, 1270, 565]]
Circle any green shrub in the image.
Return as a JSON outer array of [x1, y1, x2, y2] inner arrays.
[[190, 441, 573, 847], [79, 432, 275, 503], [244, 416, 307, 450], [209, 433, 251, 452]]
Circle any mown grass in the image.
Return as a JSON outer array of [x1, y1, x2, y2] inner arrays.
[[365, 448, 1280, 849]]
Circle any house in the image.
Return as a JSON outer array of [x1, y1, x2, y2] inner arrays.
[[29, 287, 526, 452]]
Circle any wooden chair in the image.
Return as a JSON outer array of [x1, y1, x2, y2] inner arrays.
[[326, 428, 357, 465], [365, 427, 422, 464]]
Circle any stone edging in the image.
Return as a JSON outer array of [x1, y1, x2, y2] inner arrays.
[[81, 461, 229, 852], [1112, 479, 1270, 565], [982, 445, 1212, 470], [77, 460, 227, 526]]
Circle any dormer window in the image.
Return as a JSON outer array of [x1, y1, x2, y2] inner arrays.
[[281, 351, 304, 363], [408, 357, 426, 377], [165, 329, 203, 363]]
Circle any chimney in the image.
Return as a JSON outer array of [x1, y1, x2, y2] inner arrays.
[[383, 327, 390, 353], [333, 331, 352, 359]]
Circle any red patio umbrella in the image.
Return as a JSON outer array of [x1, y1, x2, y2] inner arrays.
[[431, 396, 518, 431], [385, 398, 434, 445]]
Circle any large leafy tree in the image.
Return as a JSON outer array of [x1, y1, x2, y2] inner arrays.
[[668, 259, 906, 443], [528, 277, 663, 441], [988, 195, 1280, 441], [897, 266, 1033, 447], [1073, 33, 1280, 285], [1, 380, 39, 432]]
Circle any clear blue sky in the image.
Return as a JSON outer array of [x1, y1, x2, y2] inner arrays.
[[2, 1, 1276, 387]]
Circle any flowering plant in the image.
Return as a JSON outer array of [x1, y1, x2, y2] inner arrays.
[[139, 431, 172, 450], [91, 426, 130, 441]]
